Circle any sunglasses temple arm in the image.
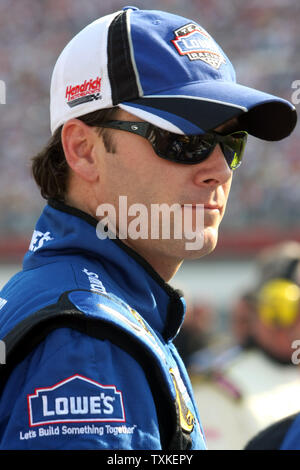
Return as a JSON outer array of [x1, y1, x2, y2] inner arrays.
[[101, 121, 151, 138]]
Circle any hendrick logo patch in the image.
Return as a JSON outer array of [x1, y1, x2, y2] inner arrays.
[[28, 375, 125, 427], [171, 23, 226, 69], [65, 76, 102, 108]]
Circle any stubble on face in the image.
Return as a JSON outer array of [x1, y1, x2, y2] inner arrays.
[[93, 111, 233, 279]]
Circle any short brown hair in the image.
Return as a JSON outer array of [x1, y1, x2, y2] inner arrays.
[[31, 107, 119, 201]]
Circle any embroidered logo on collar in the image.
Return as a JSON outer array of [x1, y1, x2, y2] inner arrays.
[[29, 230, 54, 252], [129, 307, 153, 337], [171, 23, 226, 69], [27, 375, 125, 427], [169, 368, 195, 433], [97, 301, 166, 363]]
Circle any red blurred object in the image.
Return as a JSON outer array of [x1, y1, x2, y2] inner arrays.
[[0, 237, 30, 262]]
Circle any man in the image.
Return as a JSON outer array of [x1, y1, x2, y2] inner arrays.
[[0, 7, 296, 450], [243, 277, 300, 451]]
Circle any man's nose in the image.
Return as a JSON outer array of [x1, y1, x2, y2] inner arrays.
[[192, 144, 232, 187]]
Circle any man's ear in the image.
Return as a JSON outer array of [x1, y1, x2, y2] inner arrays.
[[61, 119, 100, 183]]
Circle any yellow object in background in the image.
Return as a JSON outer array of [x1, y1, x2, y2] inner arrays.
[[258, 279, 300, 327]]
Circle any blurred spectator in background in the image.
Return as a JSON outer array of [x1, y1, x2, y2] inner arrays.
[[251, 278, 300, 364], [174, 300, 216, 366], [188, 242, 300, 450], [230, 291, 257, 349], [255, 241, 300, 287]]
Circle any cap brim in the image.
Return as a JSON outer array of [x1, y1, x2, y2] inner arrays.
[[119, 81, 297, 141]]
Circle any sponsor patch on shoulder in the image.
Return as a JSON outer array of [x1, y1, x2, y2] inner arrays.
[[28, 374, 125, 427], [171, 23, 226, 69]]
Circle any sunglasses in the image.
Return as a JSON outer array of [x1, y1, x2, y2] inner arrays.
[[100, 120, 247, 170]]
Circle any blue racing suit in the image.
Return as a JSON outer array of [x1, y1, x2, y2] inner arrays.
[[245, 413, 300, 450], [0, 199, 206, 450]]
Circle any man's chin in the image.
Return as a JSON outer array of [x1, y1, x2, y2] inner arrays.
[[183, 226, 219, 259]]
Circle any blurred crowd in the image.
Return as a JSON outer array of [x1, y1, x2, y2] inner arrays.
[[175, 241, 300, 449], [0, 0, 300, 238]]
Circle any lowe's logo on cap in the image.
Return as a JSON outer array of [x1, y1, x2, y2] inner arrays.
[[28, 375, 125, 426], [172, 23, 226, 69]]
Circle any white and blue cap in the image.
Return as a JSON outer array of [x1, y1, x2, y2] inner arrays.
[[50, 6, 297, 140]]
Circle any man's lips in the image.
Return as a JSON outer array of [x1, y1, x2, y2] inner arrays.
[[203, 204, 222, 211], [181, 203, 222, 211]]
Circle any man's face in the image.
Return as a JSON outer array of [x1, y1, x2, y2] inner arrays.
[[93, 110, 233, 265], [253, 314, 300, 362]]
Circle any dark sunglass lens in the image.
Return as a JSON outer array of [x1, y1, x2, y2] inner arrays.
[[168, 136, 196, 162], [189, 135, 216, 161], [150, 130, 187, 162], [168, 140, 187, 161], [221, 132, 247, 169], [221, 144, 240, 169], [154, 132, 216, 163], [149, 127, 246, 167]]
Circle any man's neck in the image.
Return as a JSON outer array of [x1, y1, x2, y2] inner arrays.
[[120, 238, 183, 282], [64, 194, 183, 282]]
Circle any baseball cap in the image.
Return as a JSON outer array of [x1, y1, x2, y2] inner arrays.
[[50, 6, 297, 140]]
